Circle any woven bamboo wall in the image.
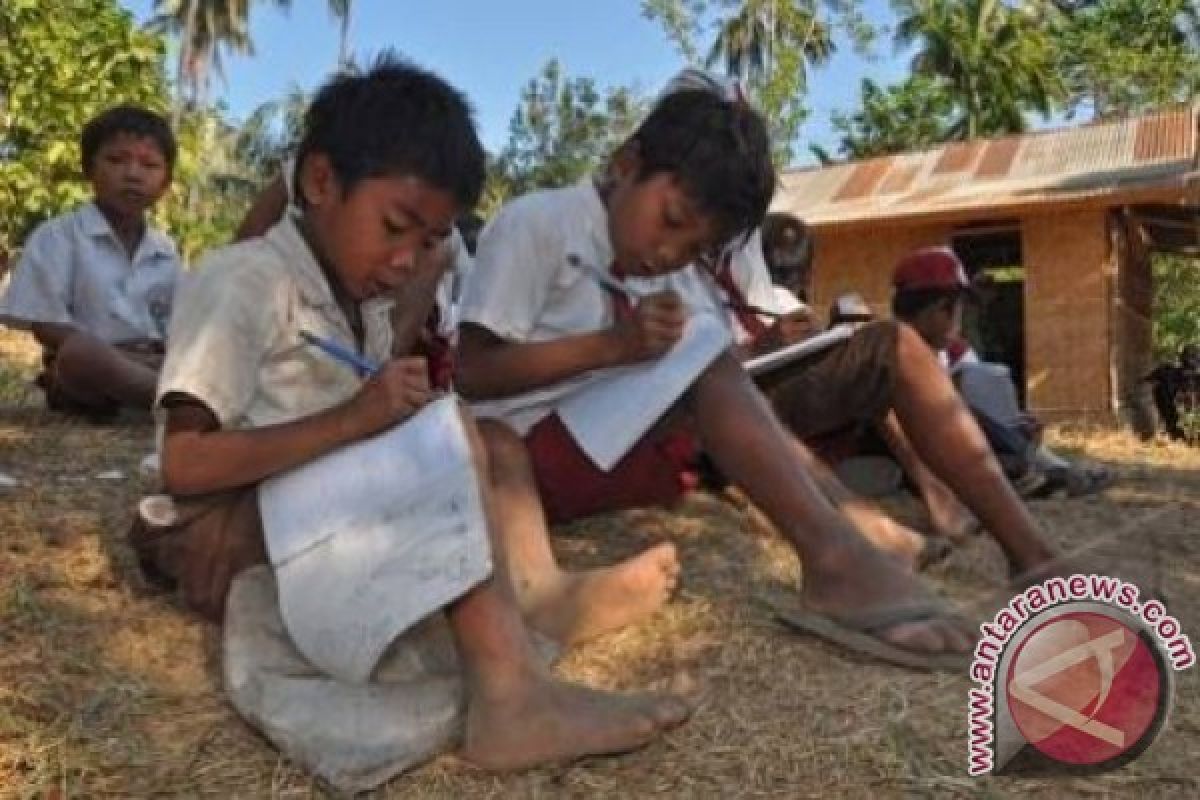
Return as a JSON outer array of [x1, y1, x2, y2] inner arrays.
[[1022, 210, 1115, 423], [810, 223, 953, 322]]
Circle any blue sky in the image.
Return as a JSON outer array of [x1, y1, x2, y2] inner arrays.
[[119, 0, 910, 166]]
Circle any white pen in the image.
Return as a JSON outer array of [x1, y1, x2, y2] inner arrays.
[[565, 253, 643, 301]]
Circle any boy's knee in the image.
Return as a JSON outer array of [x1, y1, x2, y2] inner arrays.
[[894, 321, 937, 366], [475, 418, 531, 474], [54, 332, 108, 387]]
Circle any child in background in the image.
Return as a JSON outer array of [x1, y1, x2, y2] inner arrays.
[[457, 74, 980, 667], [136, 57, 687, 779], [0, 106, 181, 418]]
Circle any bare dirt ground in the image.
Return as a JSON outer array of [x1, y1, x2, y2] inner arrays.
[[2, 327, 1198, 798]]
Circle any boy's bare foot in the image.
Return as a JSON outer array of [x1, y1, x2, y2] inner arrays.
[[802, 543, 976, 656], [922, 486, 979, 543], [462, 676, 691, 771], [527, 542, 680, 644], [841, 504, 928, 570]]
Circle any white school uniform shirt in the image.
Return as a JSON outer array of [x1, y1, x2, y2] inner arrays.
[[459, 179, 711, 435], [0, 202, 182, 342], [158, 212, 394, 430], [281, 158, 470, 336]]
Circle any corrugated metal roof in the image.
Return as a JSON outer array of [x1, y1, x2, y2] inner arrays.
[[774, 105, 1199, 228]]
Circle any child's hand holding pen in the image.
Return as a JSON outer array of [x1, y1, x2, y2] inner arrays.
[[348, 357, 434, 437], [612, 289, 686, 363]]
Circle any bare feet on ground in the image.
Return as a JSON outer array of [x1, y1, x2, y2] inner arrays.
[[842, 504, 929, 570], [461, 677, 691, 770], [526, 542, 681, 645], [922, 485, 980, 543]]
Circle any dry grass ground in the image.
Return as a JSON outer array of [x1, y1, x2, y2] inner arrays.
[[1, 326, 1198, 798]]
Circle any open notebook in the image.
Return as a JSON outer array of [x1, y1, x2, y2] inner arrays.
[[743, 324, 856, 378], [558, 311, 732, 471], [258, 395, 492, 684]]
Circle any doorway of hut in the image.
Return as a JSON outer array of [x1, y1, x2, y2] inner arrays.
[[952, 224, 1027, 406]]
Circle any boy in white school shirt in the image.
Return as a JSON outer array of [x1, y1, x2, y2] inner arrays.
[[136, 58, 688, 780], [0, 105, 181, 419], [235, 157, 474, 388], [457, 74, 980, 668]]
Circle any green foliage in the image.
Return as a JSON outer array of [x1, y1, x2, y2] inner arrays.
[[158, 108, 264, 263], [828, 75, 955, 158], [893, 0, 1066, 140], [0, 0, 169, 255], [150, 0, 292, 111], [1152, 254, 1200, 362], [486, 60, 646, 215], [1053, 0, 1200, 118], [643, 0, 875, 165]]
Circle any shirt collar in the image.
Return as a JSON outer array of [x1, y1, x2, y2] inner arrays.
[[79, 201, 177, 259], [266, 210, 394, 316], [563, 178, 616, 273]]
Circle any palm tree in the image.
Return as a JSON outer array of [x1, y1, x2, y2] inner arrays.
[[237, 84, 309, 179], [705, 0, 834, 91], [149, 0, 291, 113], [327, 0, 354, 70], [893, 0, 1065, 139]]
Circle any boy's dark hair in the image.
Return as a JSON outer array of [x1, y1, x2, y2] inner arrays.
[[628, 89, 774, 246], [892, 288, 963, 320], [295, 52, 485, 210], [81, 105, 177, 175]]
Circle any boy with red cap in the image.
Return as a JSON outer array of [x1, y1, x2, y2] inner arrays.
[[892, 247, 1113, 497]]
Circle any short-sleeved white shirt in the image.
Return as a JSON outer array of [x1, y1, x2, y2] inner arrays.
[[0, 202, 182, 342], [458, 180, 712, 434], [281, 159, 469, 336], [158, 212, 394, 431]]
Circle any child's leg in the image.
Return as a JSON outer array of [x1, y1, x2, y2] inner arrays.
[[777, 423, 929, 566], [875, 411, 978, 542], [475, 419, 680, 645], [887, 325, 1057, 573], [52, 331, 159, 411], [690, 354, 974, 656], [452, 411, 690, 769]]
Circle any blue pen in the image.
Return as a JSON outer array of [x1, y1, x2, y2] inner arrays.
[[299, 330, 380, 377]]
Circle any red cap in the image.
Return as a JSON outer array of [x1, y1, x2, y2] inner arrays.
[[892, 247, 970, 292]]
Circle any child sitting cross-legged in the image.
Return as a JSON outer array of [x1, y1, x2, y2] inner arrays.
[[0, 106, 181, 419], [133, 57, 688, 786]]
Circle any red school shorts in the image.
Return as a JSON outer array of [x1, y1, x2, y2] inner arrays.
[[523, 413, 698, 525]]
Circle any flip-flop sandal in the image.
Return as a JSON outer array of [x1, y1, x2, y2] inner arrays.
[[1065, 464, 1115, 497], [774, 603, 975, 672]]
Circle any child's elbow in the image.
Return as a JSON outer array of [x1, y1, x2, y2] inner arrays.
[[452, 356, 487, 401]]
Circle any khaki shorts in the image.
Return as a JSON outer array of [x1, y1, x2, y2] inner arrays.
[[129, 487, 266, 622], [755, 319, 899, 440]]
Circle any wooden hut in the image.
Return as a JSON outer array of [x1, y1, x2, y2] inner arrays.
[[773, 105, 1200, 425]]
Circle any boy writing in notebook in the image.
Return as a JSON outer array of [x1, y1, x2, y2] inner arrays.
[[138, 57, 687, 772], [0, 106, 181, 418], [457, 78, 984, 665]]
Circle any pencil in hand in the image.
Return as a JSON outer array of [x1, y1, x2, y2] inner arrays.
[[299, 330, 381, 377]]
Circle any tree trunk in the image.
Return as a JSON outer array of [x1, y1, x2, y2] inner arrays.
[[172, 0, 200, 126], [337, 6, 351, 69]]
